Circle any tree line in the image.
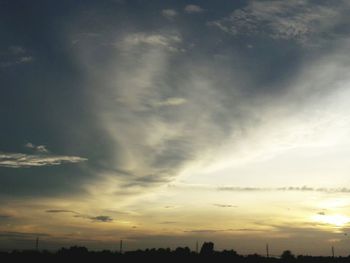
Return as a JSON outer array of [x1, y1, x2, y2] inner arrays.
[[1, 242, 350, 263]]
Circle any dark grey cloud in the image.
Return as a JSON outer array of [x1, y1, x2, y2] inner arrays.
[[0, 231, 49, 239], [90, 216, 113, 222], [0, 214, 13, 220], [74, 214, 113, 223], [46, 209, 113, 223], [121, 174, 172, 188]]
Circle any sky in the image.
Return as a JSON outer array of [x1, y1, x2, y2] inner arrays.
[[2, 0, 350, 256]]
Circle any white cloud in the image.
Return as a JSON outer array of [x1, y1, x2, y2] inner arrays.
[[24, 143, 35, 149], [36, 145, 48, 153], [208, 0, 343, 46], [122, 33, 182, 52], [0, 152, 87, 168], [161, 9, 178, 19], [184, 4, 204, 14], [25, 142, 48, 153], [153, 97, 187, 107]]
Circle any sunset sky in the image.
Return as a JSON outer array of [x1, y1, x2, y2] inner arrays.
[[2, 0, 350, 256]]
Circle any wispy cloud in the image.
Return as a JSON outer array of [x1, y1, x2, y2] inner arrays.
[[161, 9, 178, 20], [9, 46, 26, 55], [122, 33, 182, 52], [0, 46, 34, 67], [0, 152, 87, 168], [169, 183, 350, 194], [218, 186, 350, 193], [208, 0, 344, 46], [184, 228, 258, 233], [184, 5, 204, 14]]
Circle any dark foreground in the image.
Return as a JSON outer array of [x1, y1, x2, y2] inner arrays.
[[1, 245, 350, 263]]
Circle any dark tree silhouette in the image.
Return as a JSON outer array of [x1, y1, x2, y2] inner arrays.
[[200, 241, 214, 255], [1, 243, 350, 263], [281, 250, 295, 261]]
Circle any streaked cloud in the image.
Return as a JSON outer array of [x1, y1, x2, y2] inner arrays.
[[0, 152, 87, 168], [0, 231, 50, 239], [45, 209, 79, 214], [0, 214, 12, 220], [213, 204, 238, 208], [184, 228, 250, 233], [217, 186, 350, 193], [184, 5, 204, 14], [153, 97, 187, 107]]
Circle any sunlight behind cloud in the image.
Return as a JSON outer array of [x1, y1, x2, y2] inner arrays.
[[312, 214, 350, 227]]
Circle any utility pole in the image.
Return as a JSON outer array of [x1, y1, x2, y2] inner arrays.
[[332, 246, 335, 258], [35, 237, 39, 251], [120, 239, 123, 254], [196, 240, 199, 254], [266, 243, 269, 258]]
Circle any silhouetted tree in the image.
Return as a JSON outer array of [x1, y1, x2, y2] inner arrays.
[[200, 241, 214, 256], [2, 243, 348, 263], [175, 246, 191, 256], [281, 250, 295, 261]]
